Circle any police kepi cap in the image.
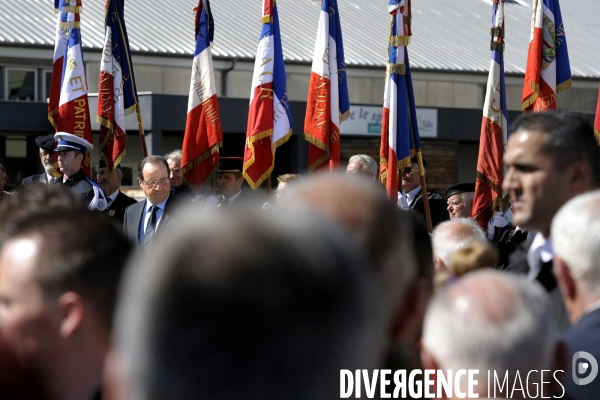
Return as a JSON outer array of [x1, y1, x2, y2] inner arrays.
[[445, 182, 476, 198], [218, 157, 243, 173], [35, 135, 55, 152], [54, 132, 93, 154]]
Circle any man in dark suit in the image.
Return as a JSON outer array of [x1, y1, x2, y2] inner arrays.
[[20, 135, 59, 186], [96, 160, 137, 222], [552, 192, 600, 400], [215, 157, 249, 209], [503, 111, 600, 332], [123, 156, 179, 245], [397, 157, 449, 228]]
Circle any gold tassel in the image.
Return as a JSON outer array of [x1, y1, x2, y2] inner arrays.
[[387, 63, 406, 75], [390, 35, 410, 47]]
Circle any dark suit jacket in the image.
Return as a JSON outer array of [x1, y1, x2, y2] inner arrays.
[[505, 240, 571, 332], [562, 308, 600, 400], [218, 190, 250, 209], [0, 191, 12, 204], [123, 194, 180, 244], [20, 173, 49, 186], [106, 191, 138, 222], [409, 189, 449, 228]]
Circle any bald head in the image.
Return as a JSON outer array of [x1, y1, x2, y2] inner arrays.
[[423, 270, 556, 376], [283, 174, 416, 330], [432, 218, 487, 269]]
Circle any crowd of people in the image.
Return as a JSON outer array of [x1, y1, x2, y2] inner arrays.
[[0, 110, 599, 399]]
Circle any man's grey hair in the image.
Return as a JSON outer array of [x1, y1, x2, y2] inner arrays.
[[0, 163, 6, 177], [552, 190, 600, 297], [432, 218, 487, 267], [348, 154, 378, 180], [163, 149, 182, 162], [113, 205, 379, 400], [461, 191, 474, 206], [423, 270, 556, 375]]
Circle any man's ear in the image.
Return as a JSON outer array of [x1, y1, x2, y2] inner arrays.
[[567, 160, 593, 193], [137, 177, 143, 188], [553, 256, 576, 302], [57, 291, 85, 338]]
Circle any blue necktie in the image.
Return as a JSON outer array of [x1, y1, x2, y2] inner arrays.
[[143, 205, 159, 245]]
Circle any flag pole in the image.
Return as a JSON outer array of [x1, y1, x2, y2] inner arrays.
[[415, 150, 433, 233], [135, 104, 148, 157], [266, 174, 271, 194]]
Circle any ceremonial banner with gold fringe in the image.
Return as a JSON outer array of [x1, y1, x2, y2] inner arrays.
[[304, 0, 350, 172], [473, 0, 510, 229], [593, 84, 600, 146], [97, 0, 139, 173], [379, 0, 420, 203], [181, 0, 223, 190], [243, 0, 292, 189], [56, 0, 94, 177], [522, 0, 571, 112]]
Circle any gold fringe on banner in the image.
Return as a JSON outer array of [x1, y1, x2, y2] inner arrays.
[[59, 21, 81, 29], [594, 129, 600, 146], [304, 133, 330, 172], [490, 27, 504, 38], [340, 109, 350, 123], [387, 63, 406, 75], [390, 35, 410, 47], [261, 15, 273, 24], [62, 6, 83, 13], [490, 42, 505, 52], [556, 79, 572, 94]]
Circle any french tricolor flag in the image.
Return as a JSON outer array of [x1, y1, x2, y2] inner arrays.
[[473, 0, 510, 228], [56, 0, 94, 177], [243, 0, 292, 189], [97, 0, 140, 173], [304, 0, 349, 172], [48, 0, 68, 129], [379, 0, 420, 203], [522, 0, 571, 112], [181, 0, 223, 190]]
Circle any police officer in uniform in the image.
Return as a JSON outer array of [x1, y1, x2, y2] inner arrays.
[[54, 132, 107, 211]]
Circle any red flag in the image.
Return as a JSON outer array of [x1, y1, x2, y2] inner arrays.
[[594, 84, 600, 146], [242, 0, 292, 189], [181, 0, 223, 189], [473, 0, 509, 228], [521, 0, 571, 112], [304, 0, 350, 172], [97, 0, 140, 172]]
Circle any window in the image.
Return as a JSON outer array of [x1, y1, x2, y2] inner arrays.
[[6, 68, 37, 101], [43, 70, 53, 102]]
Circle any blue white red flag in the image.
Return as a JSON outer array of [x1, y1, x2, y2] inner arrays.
[[522, 0, 571, 112], [181, 0, 223, 190], [379, 0, 420, 203], [55, 0, 94, 177], [48, 1, 68, 130], [473, 0, 510, 228], [304, 0, 350, 172], [97, 0, 139, 173], [243, 0, 292, 189]]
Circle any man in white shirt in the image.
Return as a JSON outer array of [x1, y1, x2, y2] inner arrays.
[[123, 156, 179, 245], [96, 160, 137, 222], [20, 135, 59, 186], [503, 111, 600, 331], [215, 157, 249, 209]]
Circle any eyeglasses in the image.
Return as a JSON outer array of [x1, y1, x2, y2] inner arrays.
[[401, 167, 419, 176], [142, 178, 170, 189]]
